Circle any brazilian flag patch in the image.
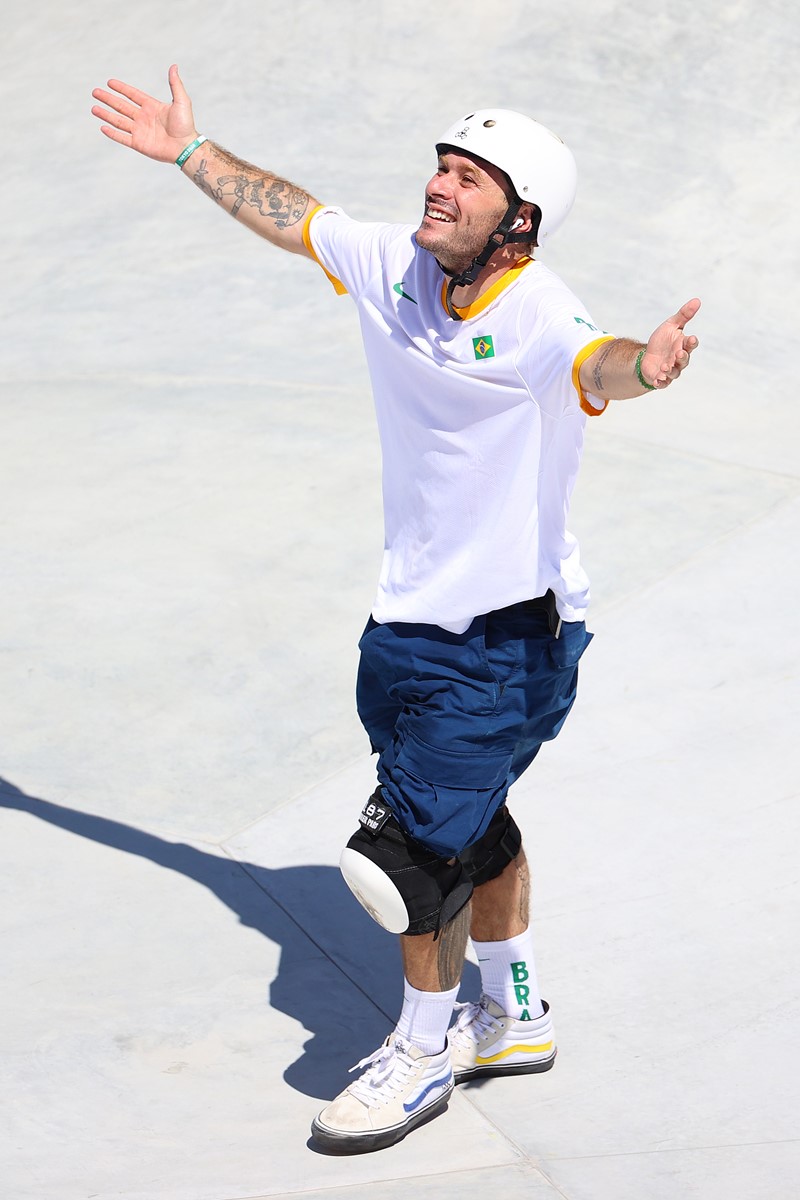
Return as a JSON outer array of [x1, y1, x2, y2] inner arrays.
[[472, 335, 495, 360]]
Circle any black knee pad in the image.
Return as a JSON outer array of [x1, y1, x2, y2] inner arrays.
[[340, 790, 473, 936], [459, 805, 522, 887]]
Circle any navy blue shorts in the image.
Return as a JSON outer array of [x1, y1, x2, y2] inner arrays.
[[356, 601, 593, 858]]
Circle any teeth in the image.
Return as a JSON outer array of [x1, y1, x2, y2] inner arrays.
[[427, 209, 455, 223]]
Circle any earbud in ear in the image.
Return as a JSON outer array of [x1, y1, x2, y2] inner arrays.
[[510, 217, 525, 231]]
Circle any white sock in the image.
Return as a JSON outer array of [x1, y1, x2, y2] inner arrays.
[[395, 977, 460, 1056], [471, 929, 545, 1021]]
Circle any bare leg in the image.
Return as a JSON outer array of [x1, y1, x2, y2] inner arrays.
[[400, 844, 531, 986], [400, 901, 472, 991], [469, 845, 531, 942]]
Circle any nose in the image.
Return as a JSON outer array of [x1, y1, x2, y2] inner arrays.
[[426, 171, 451, 204]]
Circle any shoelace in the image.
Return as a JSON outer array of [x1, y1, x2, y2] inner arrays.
[[347, 1038, 418, 1106], [450, 997, 497, 1046]]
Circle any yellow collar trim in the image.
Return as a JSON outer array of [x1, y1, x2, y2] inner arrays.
[[441, 256, 534, 320]]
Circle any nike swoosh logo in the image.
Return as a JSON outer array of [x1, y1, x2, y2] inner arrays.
[[393, 282, 418, 305]]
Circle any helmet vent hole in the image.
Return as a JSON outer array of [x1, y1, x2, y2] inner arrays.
[[483, 119, 496, 128]]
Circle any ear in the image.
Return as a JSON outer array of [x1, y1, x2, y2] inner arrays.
[[514, 203, 537, 234], [511, 202, 542, 248]]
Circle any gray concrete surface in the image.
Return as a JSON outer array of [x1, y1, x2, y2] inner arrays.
[[2, 1, 799, 1197]]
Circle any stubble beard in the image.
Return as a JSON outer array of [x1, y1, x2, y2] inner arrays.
[[415, 208, 503, 276]]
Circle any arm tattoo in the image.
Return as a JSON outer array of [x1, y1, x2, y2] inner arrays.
[[436, 902, 471, 990], [191, 144, 310, 228], [191, 158, 217, 200], [592, 341, 616, 394]]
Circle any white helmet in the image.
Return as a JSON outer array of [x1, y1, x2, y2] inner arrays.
[[436, 108, 577, 244]]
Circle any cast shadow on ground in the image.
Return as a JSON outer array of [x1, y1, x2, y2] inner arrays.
[[1, 776, 479, 1101]]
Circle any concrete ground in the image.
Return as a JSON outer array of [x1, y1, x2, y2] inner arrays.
[[2, 2, 798, 1197]]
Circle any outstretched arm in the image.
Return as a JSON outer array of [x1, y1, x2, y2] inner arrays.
[[580, 298, 701, 401], [91, 65, 319, 257]]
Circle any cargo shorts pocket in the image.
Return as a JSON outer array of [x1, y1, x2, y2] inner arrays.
[[393, 729, 512, 791], [480, 612, 524, 695], [547, 621, 593, 670], [378, 730, 513, 858]]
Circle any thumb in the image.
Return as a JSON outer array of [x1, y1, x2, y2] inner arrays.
[[168, 63, 187, 103], [674, 297, 701, 329]]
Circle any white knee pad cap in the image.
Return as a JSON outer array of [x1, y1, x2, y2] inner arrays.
[[339, 847, 410, 934]]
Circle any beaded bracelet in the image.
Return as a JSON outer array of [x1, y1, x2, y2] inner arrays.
[[175, 135, 208, 167], [635, 348, 656, 391]]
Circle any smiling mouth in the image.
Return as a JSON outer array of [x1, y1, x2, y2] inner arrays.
[[425, 204, 456, 224]]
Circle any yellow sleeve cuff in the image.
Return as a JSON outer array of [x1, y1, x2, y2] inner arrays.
[[572, 335, 615, 416], [302, 205, 348, 296]]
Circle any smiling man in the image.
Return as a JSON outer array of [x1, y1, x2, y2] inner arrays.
[[92, 68, 700, 1155]]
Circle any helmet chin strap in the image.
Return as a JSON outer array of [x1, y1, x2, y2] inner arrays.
[[439, 199, 534, 321]]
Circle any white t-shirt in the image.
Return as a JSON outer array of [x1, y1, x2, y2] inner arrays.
[[304, 205, 613, 634]]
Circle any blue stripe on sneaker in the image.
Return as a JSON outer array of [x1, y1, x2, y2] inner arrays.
[[403, 1073, 451, 1113]]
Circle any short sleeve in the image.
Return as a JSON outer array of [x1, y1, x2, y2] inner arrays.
[[518, 285, 614, 417], [302, 205, 399, 300]]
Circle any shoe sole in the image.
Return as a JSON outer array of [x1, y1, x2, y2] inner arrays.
[[310, 1089, 452, 1155], [454, 1048, 557, 1085]]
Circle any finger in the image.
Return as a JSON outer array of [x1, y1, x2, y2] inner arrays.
[[91, 104, 133, 134], [660, 353, 691, 382], [98, 124, 133, 148], [654, 361, 679, 386], [91, 88, 139, 120], [106, 77, 154, 106]]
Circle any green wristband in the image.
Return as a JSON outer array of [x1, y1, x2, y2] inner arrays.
[[635, 348, 656, 391], [175, 135, 208, 167]]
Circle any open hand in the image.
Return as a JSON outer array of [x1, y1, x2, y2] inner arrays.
[[91, 64, 198, 163], [641, 298, 701, 388]]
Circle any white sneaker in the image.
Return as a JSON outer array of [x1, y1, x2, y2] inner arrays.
[[311, 1033, 453, 1154], [449, 996, 556, 1083]]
